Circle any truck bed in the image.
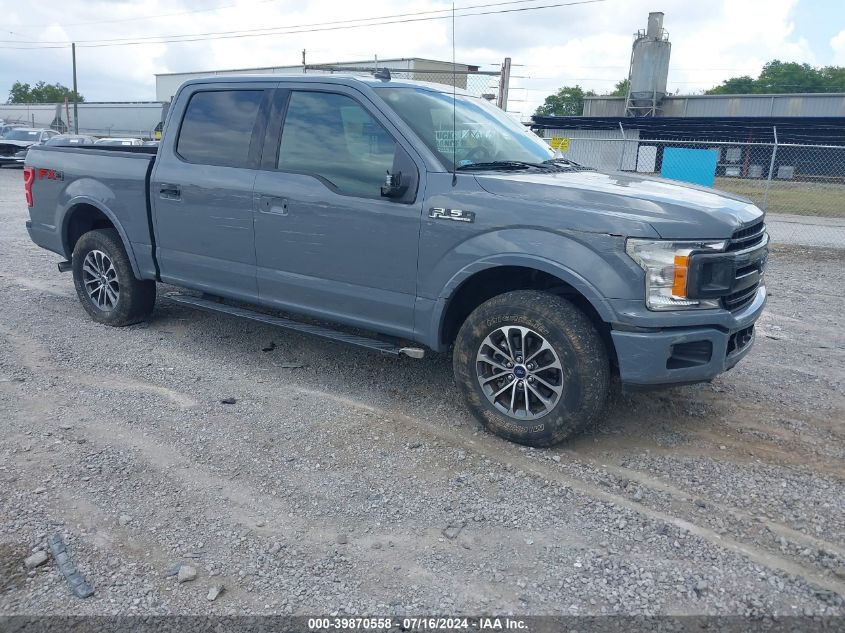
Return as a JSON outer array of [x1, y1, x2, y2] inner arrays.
[[25, 145, 158, 278]]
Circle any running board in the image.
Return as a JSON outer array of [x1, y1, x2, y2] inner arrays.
[[168, 294, 425, 358]]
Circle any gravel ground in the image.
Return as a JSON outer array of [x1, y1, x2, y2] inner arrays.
[[0, 166, 843, 617]]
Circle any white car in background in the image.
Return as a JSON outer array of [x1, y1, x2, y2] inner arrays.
[[0, 128, 59, 167]]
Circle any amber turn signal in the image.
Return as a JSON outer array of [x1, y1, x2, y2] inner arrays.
[[672, 254, 689, 297]]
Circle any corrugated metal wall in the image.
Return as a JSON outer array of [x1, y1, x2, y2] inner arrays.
[[583, 94, 845, 118]]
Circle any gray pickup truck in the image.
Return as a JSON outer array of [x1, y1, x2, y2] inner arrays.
[[24, 74, 768, 446]]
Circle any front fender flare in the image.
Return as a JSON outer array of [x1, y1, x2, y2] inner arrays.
[[427, 251, 623, 352]]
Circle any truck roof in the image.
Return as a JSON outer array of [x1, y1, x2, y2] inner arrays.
[[176, 73, 473, 97]]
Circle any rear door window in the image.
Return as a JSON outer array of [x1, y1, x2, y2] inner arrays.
[[177, 90, 264, 167]]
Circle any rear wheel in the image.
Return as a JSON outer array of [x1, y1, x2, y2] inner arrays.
[[71, 229, 155, 326], [453, 290, 609, 447]]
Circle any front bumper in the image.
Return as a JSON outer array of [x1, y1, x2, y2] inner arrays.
[[610, 284, 766, 386]]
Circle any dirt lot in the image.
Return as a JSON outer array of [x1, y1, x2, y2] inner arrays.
[[0, 166, 843, 617]]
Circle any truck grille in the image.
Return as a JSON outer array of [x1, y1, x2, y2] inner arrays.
[[719, 220, 767, 312], [726, 220, 766, 252], [690, 221, 767, 313], [723, 282, 760, 312]]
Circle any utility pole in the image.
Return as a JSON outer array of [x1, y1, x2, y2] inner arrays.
[[497, 57, 511, 111], [71, 43, 79, 134]]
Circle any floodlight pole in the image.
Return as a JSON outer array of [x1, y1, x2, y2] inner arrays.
[[72, 43, 79, 134]]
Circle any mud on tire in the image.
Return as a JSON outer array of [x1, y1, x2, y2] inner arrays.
[[453, 290, 610, 447]]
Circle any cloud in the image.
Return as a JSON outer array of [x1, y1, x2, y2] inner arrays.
[[832, 30, 845, 65], [0, 0, 838, 118]]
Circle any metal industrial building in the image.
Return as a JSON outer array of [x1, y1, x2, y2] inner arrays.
[[582, 93, 845, 118], [534, 93, 845, 178], [0, 101, 166, 139], [155, 57, 481, 101], [532, 12, 845, 181], [0, 57, 484, 138]]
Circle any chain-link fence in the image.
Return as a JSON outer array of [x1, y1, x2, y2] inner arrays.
[[0, 102, 166, 139], [541, 132, 845, 249]]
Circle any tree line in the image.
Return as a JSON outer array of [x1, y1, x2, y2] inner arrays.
[[6, 81, 85, 104], [6, 60, 845, 112], [534, 60, 845, 117]]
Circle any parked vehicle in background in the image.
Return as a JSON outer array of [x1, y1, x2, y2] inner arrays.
[[1, 122, 26, 138], [0, 128, 58, 166], [142, 140, 160, 147], [12, 148, 28, 166], [8, 135, 99, 166], [45, 135, 96, 146], [94, 137, 143, 146], [22, 75, 768, 447]]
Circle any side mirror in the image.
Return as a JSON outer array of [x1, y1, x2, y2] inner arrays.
[[381, 171, 408, 199]]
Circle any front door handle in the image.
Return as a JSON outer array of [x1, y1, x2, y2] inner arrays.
[[159, 183, 181, 200]]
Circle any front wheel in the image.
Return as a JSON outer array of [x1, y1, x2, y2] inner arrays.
[[453, 290, 609, 447], [71, 228, 156, 326]]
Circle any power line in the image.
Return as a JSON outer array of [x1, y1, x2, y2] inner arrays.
[[0, 0, 607, 49], [3, 0, 597, 45], [9, 2, 501, 46]]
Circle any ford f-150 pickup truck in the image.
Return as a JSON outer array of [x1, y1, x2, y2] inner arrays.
[[24, 74, 768, 447]]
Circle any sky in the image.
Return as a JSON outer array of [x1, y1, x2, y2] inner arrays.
[[1, 0, 844, 119]]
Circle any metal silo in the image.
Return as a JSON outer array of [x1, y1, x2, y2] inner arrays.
[[625, 12, 671, 116]]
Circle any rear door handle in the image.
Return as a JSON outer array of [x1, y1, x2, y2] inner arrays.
[[159, 183, 181, 200], [257, 195, 288, 216]]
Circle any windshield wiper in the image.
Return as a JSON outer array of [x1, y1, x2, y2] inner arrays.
[[456, 160, 552, 172], [542, 158, 593, 171]]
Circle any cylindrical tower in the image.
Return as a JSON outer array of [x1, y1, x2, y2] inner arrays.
[[626, 12, 671, 117]]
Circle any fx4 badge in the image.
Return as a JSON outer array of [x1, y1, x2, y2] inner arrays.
[[36, 168, 64, 181], [429, 207, 475, 223]]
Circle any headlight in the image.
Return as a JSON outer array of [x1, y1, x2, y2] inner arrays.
[[625, 239, 726, 311]]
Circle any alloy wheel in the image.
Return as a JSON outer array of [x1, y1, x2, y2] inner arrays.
[[475, 325, 564, 420], [81, 249, 120, 311]]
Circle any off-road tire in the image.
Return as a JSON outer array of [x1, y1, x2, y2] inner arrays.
[[71, 229, 156, 326], [453, 290, 609, 447]]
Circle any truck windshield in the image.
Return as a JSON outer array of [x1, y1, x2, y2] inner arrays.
[[376, 87, 553, 170]]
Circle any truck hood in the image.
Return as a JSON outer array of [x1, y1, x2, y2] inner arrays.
[[0, 140, 36, 148], [0, 140, 36, 156], [473, 169, 764, 239]]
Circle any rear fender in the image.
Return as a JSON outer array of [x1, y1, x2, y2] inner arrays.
[[60, 195, 142, 278]]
